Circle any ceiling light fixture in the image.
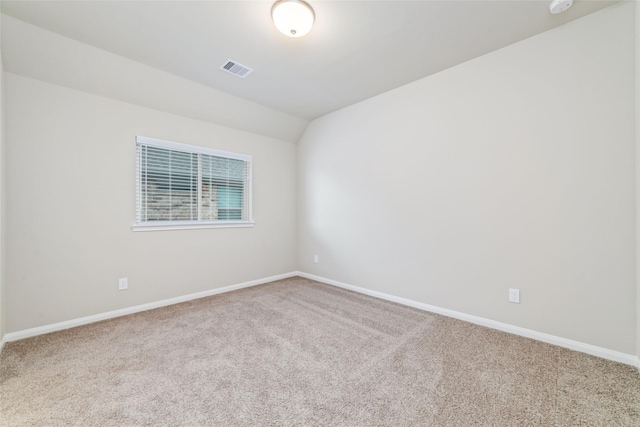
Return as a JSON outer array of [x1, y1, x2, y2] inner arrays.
[[271, 0, 315, 38]]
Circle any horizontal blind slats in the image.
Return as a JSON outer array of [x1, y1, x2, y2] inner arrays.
[[136, 139, 251, 224]]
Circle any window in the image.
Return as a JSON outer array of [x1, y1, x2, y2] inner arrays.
[[134, 136, 252, 231]]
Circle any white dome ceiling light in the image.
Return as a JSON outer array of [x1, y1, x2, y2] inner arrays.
[[271, 0, 315, 38], [549, 0, 573, 14]]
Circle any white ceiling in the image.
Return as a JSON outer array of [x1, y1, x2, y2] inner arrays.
[[1, 0, 618, 121]]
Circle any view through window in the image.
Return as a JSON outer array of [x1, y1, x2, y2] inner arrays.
[[135, 136, 252, 228]]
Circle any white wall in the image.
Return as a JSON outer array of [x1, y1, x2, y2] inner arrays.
[[0, 14, 5, 343], [5, 73, 297, 333], [298, 3, 636, 354], [636, 0, 640, 360]]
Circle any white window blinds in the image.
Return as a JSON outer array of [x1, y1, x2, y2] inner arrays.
[[135, 136, 252, 228]]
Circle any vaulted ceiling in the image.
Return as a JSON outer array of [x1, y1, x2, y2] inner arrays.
[[1, 0, 617, 122]]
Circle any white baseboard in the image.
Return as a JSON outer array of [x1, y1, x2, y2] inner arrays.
[[3, 272, 298, 343], [4, 270, 638, 368], [297, 272, 639, 368]]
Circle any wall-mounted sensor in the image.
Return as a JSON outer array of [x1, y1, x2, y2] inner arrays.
[[549, 0, 572, 14]]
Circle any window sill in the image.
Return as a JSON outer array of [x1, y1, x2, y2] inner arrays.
[[132, 221, 255, 232]]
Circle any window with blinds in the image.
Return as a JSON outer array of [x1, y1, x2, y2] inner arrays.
[[135, 136, 252, 230]]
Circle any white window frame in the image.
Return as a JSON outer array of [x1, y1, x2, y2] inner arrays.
[[133, 136, 254, 232]]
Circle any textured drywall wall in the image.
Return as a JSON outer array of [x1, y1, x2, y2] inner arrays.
[[634, 2, 640, 358], [5, 74, 297, 332], [0, 15, 5, 342], [298, 3, 636, 354]]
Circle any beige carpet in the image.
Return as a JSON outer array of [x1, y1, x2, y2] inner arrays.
[[1, 276, 639, 426]]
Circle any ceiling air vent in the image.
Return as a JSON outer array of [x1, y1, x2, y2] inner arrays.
[[220, 60, 253, 78]]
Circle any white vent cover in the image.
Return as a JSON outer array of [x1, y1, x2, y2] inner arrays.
[[220, 60, 253, 78]]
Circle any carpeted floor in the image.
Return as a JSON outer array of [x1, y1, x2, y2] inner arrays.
[[1, 276, 639, 426]]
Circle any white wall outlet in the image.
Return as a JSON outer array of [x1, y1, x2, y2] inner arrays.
[[314, 255, 319, 264], [118, 278, 128, 291], [509, 288, 520, 303]]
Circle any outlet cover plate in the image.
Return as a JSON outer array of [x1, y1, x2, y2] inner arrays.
[[509, 288, 520, 303]]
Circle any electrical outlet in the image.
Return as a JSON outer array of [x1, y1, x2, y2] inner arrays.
[[314, 255, 319, 264], [509, 288, 520, 304], [118, 278, 128, 291]]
